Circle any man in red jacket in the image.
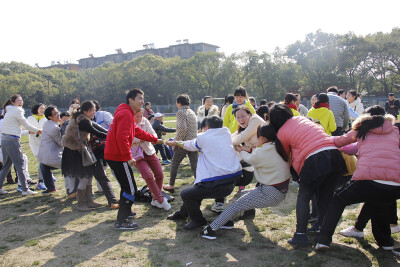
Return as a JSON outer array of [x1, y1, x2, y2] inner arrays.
[[105, 88, 163, 230]]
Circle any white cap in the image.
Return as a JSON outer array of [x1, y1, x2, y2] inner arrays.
[[154, 112, 164, 118]]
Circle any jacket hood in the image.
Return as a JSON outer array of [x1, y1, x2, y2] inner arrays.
[[115, 103, 133, 116], [353, 114, 395, 135]]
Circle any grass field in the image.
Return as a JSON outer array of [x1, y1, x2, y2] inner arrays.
[[0, 116, 399, 266]]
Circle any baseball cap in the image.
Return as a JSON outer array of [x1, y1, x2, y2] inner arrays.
[[154, 112, 164, 118]]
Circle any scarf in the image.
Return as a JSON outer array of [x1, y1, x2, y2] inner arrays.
[[231, 100, 247, 114], [313, 103, 330, 109], [33, 114, 45, 122], [286, 103, 298, 111]]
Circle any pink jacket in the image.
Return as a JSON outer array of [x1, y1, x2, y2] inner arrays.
[[333, 116, 400, 183], [277, 116, 335, 174]]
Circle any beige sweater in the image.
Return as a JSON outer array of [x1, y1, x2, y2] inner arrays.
[[240, 142, 290, 185], [232, 114, 266, 148]]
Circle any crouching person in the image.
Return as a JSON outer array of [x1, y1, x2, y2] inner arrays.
[[167, 116, 242, 230], [200, 124, 291, 239], [38, 106, 63, 194]]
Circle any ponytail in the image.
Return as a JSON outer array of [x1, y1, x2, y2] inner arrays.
[[354, 115, 385, 140]]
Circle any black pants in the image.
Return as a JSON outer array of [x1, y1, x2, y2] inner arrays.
[[296, 173, 339, 233], [154, 144, 172, 161], [355, 201, 398, 231], [92, 160, 118, 205], [106, 160, 138, 222], [178, 182, 235, 224], [317, 180, 400, 247]]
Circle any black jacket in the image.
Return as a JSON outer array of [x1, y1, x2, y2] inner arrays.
[[152, 119, 176, 139]]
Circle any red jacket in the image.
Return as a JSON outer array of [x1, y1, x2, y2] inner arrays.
[[104, 104, 158, 162]]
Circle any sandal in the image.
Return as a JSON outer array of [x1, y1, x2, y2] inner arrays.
[[162, 185, 175, 193]]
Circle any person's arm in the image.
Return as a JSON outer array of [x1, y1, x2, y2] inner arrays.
[[175, 110, 187, 141], [157, 123, 176, 133], [78, 120, 107, 139], [104, 112, 114, 129], [385, 102, 390, 112], [50, 124, 63, 147], [232, 117, 260, 146], [16, 112, 39, 133], [92, 121, 108, 134], [332, 130, 358, 147], [182, 138, 200, 152], [342, 101, 350, 129], [223, 105, 232, 128], [134, 125, 158, 143], [348, 107, 359, 120]]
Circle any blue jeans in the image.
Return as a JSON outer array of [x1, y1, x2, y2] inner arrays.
[[40, 163, 56, 191]]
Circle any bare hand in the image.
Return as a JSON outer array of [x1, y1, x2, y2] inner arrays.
[[154, 139, 164, 145], [36, 130, 42, 135], [128, 159, 136, 167]]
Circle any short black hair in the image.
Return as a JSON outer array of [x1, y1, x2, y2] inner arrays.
[[60, 111, 70, 119], [176, 94, 190, 106], [338, 89, 345, 95], [327, 86, 339, 94], [44, 105, 56, 120], [204, 115, 223, 129], [284, 93, 297, 104], [259, 99, 267, 106], [126, 88, 144, 104], [234, 86, 247, 97], [145, 102, 151, 107], [93, 100, 101, 111], [226, 95, 235, 104], [31, 103, 44, 115], [389, 93, 395, 97]]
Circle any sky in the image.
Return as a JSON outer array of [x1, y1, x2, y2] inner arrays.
[[1, 0, 399, 67]]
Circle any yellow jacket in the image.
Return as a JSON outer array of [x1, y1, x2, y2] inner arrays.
[[291, 108, 301, 116], [307, 107, 337, 135], [223, 101, 256, 133]]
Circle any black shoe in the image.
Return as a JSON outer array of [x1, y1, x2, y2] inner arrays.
[[184, 220, 206, 230], [238, 209, 256, 220], [27, 179, 37, 185], [6, 179, 16, 184], [128, 211, 137, 219], [114, 220, 139, 230], [167, 211, 187, 221], [220, 220, 234, 229], [200, 226, 217, 240], [308, 222, 320, 233]]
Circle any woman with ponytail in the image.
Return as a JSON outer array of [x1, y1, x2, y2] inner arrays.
[[269, 104, 347, 245], [284, 93, 301, 116], [200, 124, 291, 240], [307, 93, 337, 135], [316, 106, 400, 252]]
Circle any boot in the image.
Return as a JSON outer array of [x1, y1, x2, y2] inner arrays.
[[77, 189, 90, 211], [85, 185, 102, 209]]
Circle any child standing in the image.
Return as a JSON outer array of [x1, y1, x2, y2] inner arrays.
[[200, 124, 291, 239], [307, 93, 337, 135]]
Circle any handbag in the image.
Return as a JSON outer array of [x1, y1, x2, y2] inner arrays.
[[76, 122, 97, 167], [131, 146, 144, 161]]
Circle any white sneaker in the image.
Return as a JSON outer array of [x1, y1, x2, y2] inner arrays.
[[339, 226, 364, 238], [22, 189, 38, 196], [381, 246, 394, 251], [150, 199, 159, 207], [0, 188, 8, 195], [159, 198, 171, 211], [315, 243, 329, 251], [391, 225, 400, 234]]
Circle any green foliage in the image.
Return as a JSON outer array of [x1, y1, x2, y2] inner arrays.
[[1, 28, 400, 108]]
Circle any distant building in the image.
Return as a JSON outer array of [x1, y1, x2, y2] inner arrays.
[[78, 42, 219, 70], [42, 63, 79, 72]]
